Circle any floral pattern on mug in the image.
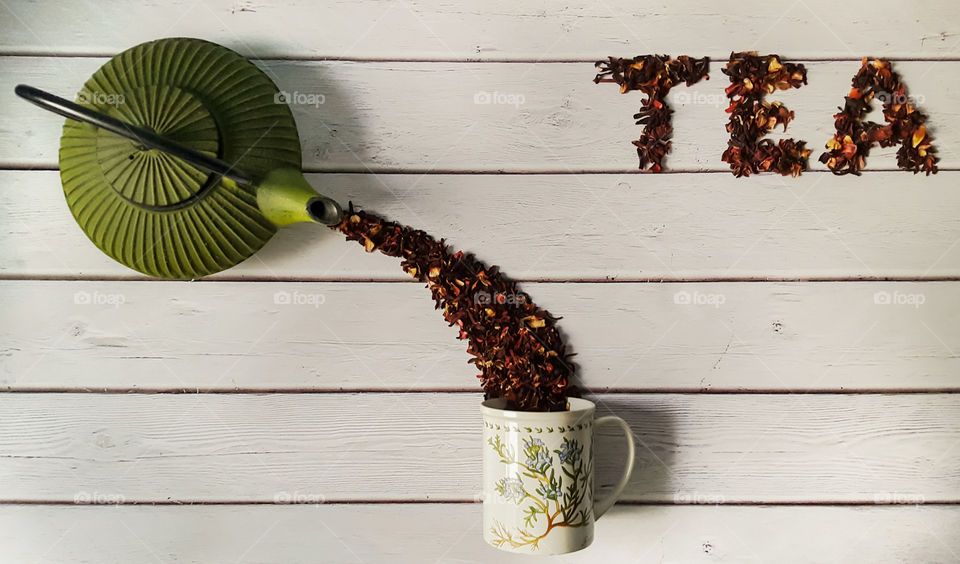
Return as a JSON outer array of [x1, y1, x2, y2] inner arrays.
[[487, 435, 593, 549]]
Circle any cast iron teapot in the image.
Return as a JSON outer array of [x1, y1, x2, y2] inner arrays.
[[16, 37, 343, 279]]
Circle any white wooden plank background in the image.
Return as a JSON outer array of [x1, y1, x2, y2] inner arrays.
[[2, 0, 959, 561], [1, 393, 958, 503], [4, 171, 960, 280], [4, 58, 960, 171], [3, 505, 959, 563], [2, 281, 958, 392], [1, 0, 959, 59]]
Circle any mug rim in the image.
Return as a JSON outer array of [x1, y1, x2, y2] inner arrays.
[[481, 397, 595, 422]]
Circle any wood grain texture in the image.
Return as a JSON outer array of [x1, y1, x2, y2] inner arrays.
[[1, 0, 959, 60], [1, 393, 958, 503], [5, 58, 960, 171], [2, 280, 958, 392], [2, 2, 960, 559], [3, 171, 960, 280], [2, 504, 959, 563]]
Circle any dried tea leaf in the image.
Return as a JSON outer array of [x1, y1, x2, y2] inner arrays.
[[912, 125, 926, 148]]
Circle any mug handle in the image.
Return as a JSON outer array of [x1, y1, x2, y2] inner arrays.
[[592, 415, 636, 519]]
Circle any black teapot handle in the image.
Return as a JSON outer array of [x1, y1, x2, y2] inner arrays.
[[15, 84, 253, 186]]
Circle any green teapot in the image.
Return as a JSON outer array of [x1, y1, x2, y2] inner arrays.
[[16, 37, 343, 280]]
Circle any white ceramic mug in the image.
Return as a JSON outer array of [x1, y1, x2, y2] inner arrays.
[[480, 397, 635, 555]]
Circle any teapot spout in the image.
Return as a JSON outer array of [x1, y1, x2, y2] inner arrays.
[[255, 168, 343, 226]]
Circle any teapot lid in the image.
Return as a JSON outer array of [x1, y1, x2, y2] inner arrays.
[[59, 37, 302, 279]]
